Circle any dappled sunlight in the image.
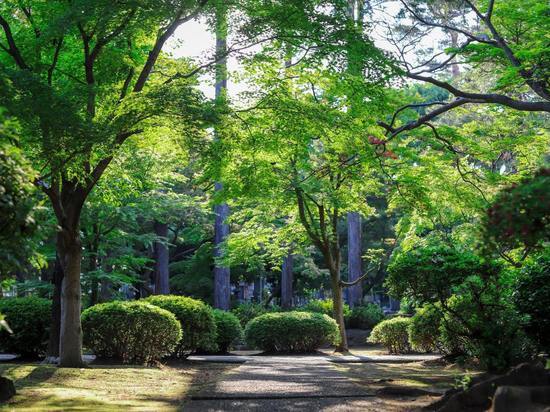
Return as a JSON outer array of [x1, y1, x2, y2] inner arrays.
[[0, 362, 236, 410]]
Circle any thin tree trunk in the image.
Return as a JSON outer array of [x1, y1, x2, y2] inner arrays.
[[347, 212, 362, 307], [213, 1, 231, 310], [153, 220, 170, 295], [280, 252, 294, 309], [214, 196, 230, 309], [330, 266, 348, 352], [44, 254, 63, 363]]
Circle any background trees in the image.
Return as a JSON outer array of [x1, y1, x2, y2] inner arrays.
[[0, 0, 547, 369]]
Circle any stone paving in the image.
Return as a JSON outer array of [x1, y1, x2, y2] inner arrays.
[[181, 354, 440, 411]]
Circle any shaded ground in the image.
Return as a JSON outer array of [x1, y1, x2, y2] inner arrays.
[[181, 355, 478, 411], [0, 349, 479, 411], [0, 361, 237, 411]]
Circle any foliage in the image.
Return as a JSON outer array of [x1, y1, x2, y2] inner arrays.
[[386, 241, 533, 370], [484, 169, 550, 250], [368, 316, 412, 354], [145, 295, 217, 356], [386, 244, 485, 303], [245, 311, 339, 353], [0, 297, 51, 358], [347, 304, 385, 329], [0, 112, 38, 277], [210, 309, 243, 353], [513, 250, 550, 353], [231, 302, 280, 327], [408, 304, 443, 353], [302, 299, 351, 321], [439, 293, 529, 371], [82, 301, 181, 365]]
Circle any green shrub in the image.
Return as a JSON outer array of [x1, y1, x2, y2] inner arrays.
[[82, 301, 182, 364], [514, 251, 550, 353], [145, 295, 216, 356], [0, 297, 51, 358], [347, 304, 384, 329], [212, 310, 243, 353], [368, 317, 412, 354], [231, 302, 280, 327], [440, 293, 528, 371], [302, 299, 351, 321], [245, 311, 339, 352], [408, 304, 443, 353]]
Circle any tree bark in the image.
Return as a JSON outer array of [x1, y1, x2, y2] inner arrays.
[[330, 266, 348, 352], [153, 220, 170, 295], [347, 212, 362, 307], [213, 1, 231, 310], [214, 194, 231, 310], [44, 254, 63, 363], [280, 252, 293, 309], [57, 228, 85, 367]]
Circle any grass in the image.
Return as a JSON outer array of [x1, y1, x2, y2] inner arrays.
[[0, 361, 237, 411], [334, 361, 481, 393]]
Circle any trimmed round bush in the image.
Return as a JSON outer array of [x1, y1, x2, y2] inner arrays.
[[145, 295, 216, 356], [302, 299, 351, 321], [368, 316, 412, 354], [0, 297, 51, 358], [408, 304, 442, 353], [347, 304, 385, 329], [231, 302, 279, 327], [82, 301, 182, 364], [212, 310, 243, 353], [245, 311, 339, 353]]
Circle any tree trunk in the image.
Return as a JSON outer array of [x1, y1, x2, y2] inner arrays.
[[330, 266, 348, 352], [214, 194, 231, 310], [347, 212, 362, 307], [213, 2, 231, 311], [280, 252, 293, 309], [57, 229, 85, 367], [153, 220, 170, 295], [88, 246, 99, 306], [44, 254, 63, 363]]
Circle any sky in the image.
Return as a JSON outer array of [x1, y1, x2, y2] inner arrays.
[[164, 2, 444, 99]]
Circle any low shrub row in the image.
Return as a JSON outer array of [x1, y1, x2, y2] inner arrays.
[[0, 296, 380, 364]]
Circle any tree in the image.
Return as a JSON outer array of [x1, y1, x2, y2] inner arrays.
[[0, 0, 209, 366], [212, 0, 231, 310], [379, 0, 550, 140]]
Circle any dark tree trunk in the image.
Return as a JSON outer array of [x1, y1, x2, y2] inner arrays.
[[45, 254, 63, 362], [214, 194, 231, 310], [280, 252, 294, 309], [213, 2, 231, 311], [153, 221, 170, 295], [88, 246, 99, 305], [347, 212, 362, 307]]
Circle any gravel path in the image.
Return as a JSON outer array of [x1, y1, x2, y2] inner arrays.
[[181, 355, 408, 411]]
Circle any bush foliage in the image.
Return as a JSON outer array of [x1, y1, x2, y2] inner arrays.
[[245, 311, 339, 353], [368, 317, 412, 354], [145, 295, 216, 356], [408, 304, 442, 353], [302, 299, 351, 321], [514, 252, 550, 353], [231, 302, 280, 327], [82, 301, 182, 364], [0, 297, 51, 358], [347, 304, 384, 329], [212, 309, 243, 353]]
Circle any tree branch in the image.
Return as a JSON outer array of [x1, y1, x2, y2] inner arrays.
[[0, 14, 30, 69]]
